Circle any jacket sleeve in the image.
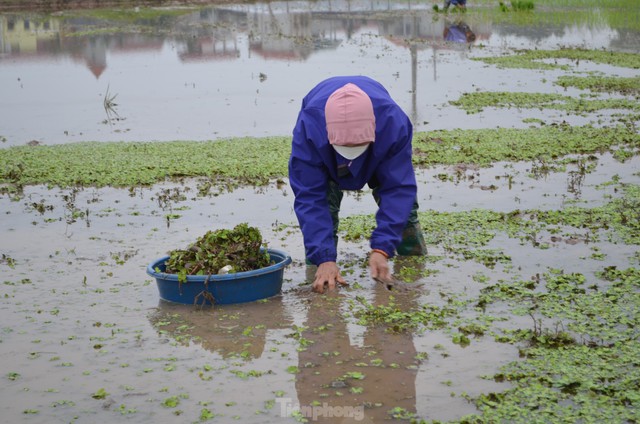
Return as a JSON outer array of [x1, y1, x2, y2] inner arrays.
[[370, 109, 417, 257], [288, 115, 338, 265]]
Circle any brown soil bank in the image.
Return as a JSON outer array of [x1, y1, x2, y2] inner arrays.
[[0, 0, 237, 12]]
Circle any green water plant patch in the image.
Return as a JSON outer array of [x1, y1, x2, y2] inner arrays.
[[555, 75, 640, 96], [349, 295, 459, 333], [411, 124, 639, 167], [473, 48, 640, 70], [0, 137, 290, 190], [499, 1, 535, 12], [454, 267, 640, 424], [450, 91, 640, 114], [1, 126, 637, 194], [464, 0, 640, 32], [341, 182, 640, 258]]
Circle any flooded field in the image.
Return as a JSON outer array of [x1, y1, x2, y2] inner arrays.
[[1, 0, 638, 145], [1, 0, 639, 423]]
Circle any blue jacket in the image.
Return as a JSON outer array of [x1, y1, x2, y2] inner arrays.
[[289, 76, 417, 265]]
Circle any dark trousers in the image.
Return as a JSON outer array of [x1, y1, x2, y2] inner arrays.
[[326, 180, 427, 256]]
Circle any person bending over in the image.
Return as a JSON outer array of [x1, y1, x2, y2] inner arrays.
[[289, 76, 427, 293]]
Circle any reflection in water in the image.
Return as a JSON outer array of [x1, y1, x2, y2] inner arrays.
[[444, 19, 476, 43], [382, 14, 481, 123], [148, 295, 291, 360], [292, 270, 424, 422], [0, 1, 636, 145], [5, 1, 630, 73]]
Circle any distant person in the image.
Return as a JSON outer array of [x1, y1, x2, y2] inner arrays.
[[444, 0, 467, 11], [444, 20, 476, 43], [288, 76, 427, 294]]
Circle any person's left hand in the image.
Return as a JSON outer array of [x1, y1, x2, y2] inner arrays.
[[369, 251, 391, 281]]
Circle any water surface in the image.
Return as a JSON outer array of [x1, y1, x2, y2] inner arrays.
[[1, 1, 639, 423], [1, 0, 638, 146]]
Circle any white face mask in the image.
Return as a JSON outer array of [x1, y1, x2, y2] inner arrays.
[[333, 143, 370, 160]]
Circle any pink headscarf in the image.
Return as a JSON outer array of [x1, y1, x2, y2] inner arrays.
[[325, 83, 376, 160]]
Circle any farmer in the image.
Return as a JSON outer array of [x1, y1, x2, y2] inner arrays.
[[288, 76, 427, 294], [444, 0, 467, 11]]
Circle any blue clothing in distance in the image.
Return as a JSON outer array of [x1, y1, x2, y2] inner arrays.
[[445, 24, 468, 42], [288, 76, 417, 266]]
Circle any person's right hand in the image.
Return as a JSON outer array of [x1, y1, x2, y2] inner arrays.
[[369, 250, 391, 281], [312, 261, 347, 293]]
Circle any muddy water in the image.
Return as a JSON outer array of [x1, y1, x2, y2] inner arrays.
[[1, 1, 640, 423], [1, 1, 639, 146], [1, 153, 639, 422]]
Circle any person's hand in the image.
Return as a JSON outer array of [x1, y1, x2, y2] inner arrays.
[[369, 251, 391, 281], [312, 261, 347, 293]]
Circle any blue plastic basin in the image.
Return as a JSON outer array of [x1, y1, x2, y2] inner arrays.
[[146, 248, 292, 305]]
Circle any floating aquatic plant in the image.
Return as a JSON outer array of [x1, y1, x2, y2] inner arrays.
[[450, 91, 640, 114], [349, 295, 458, 333], [0, 137, 290, 190], [460, 267, 640, 423], [474, 48, 640, 70], [555, 75, 640, 96], [0, 125, 637, 193]]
